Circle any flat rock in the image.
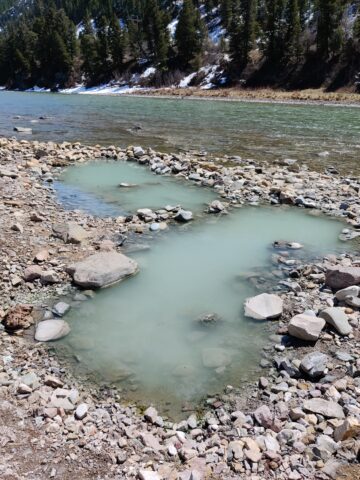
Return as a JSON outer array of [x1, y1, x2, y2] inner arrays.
[[24, 265, 43, 282], [14, 126, 32, 133], [53, 222, 89, 244], [288, 314, 325, 341], [335, 285, 360, 301], [69, 252, 138, 288], [244, 293, 283, 320], [52, 302, 71, 317], [303, 399, 345, 419], [325, 266, 360, 290], [35, 320, 70, 342], [319, 307, 352, 335], [300, 351, 329, 378]]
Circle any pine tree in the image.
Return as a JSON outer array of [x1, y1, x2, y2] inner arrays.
[[285, 0, 302, 61], [144, 0, 169, 69], [317, 0, 343, 58], [354, 9, 360, 45], [220, 0, 234, 30], [96, 15, 112, 79], [265, 0, 286, 62], [80, 14, 100, 84], [108, 14, 125, 74], [175, 0, 205, 69]]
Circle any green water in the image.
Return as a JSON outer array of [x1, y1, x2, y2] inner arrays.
[[1, 91, 360, 172], [55, 161, 216, 216], [58, 205, 347, 413]]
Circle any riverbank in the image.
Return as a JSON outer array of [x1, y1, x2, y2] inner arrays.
[[123, 87, 360, 106], [5, 85, 360, 106], [0, 137, 359, 479]]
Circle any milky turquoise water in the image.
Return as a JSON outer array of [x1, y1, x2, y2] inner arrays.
[[1, 90, 360, 173], [55, 161, 216, 216], [56, 193, 347, 412]]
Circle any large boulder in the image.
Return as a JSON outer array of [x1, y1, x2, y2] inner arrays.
[[68, 252, 138, 288], [303, 399, 345, 419], [244, 293, 283, 320], [325, 266, 360, 290], [319, 307, 352, 336], [35, 320, 70, 342], [288, 314, 325, 341]]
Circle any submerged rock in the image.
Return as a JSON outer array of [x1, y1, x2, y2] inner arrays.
[[244, 293, 283, 320], [35, 320, 70, 342], [288, 314, 325, 341], [68, 251, 138, 288], [202, 348, 231, 368]]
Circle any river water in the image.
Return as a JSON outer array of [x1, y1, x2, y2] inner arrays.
[[1, 91, 360, 173]]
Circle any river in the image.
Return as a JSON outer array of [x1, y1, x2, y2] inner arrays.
[[1, 90, 360, 173]]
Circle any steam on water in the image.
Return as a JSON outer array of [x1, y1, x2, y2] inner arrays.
[[54, 162, 346, 414]]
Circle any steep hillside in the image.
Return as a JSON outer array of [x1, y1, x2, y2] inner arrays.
[[0, 0, 359, 92]]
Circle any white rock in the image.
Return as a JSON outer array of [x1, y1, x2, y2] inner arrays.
[[75, 403, 88, 420], [35, 320, 70, 342], [245, 293, 283, 320], [288, 314, 325, 341]]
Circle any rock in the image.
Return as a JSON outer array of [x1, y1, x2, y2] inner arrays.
[[344, 295, 360, 308], [144, 406, 158, 424], [40, 270, 59, 284], [23, 265, 43, 282], [17, 383, 32, 394], [333, 417, 360, 442], [254, 405, 273, 428], [133, 146, 145, 157], [52, 302, 71, 317], [35, 320, 71, 342], [208, 200, 226, 213], [20, 372, 40, 390], [244, 293, 283, 320], [11, 223, 23, 233], [53, 222, 89, 244], [325, 267, 360, 290], [138, 470, 160, 480], [174, 210, 193, 222], [118, 182, 138, 188], [288, 314, 325, 341], [202, 348, 231, 368], [30, 212, 44, 222], [49, 388, 77, 411], [319, 307, 352, 335], [75, 403, 88, 420], [300, 352, 329, 378], [69, 252, 138, 288], [303, 399, 345, 419], [273, 240, 303, 250], [196, 312, 221, 326], [335, 285, 360, 301], [244, 438, 261, 463], [14, 126, 32, 133], [34, 249, 49, 262], [2, 305, 33, 331]]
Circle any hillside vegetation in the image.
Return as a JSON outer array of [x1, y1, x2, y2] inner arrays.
[[0, 0, 359, 92]]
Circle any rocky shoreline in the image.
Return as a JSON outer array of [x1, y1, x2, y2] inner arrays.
[[0, 137, 359, 479]]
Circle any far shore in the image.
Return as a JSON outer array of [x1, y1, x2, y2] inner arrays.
[[124, 86, 360, 107], [2, 85, 360, 107]]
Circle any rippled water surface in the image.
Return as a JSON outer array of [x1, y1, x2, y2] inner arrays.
[[1, 91, 360, 172]]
